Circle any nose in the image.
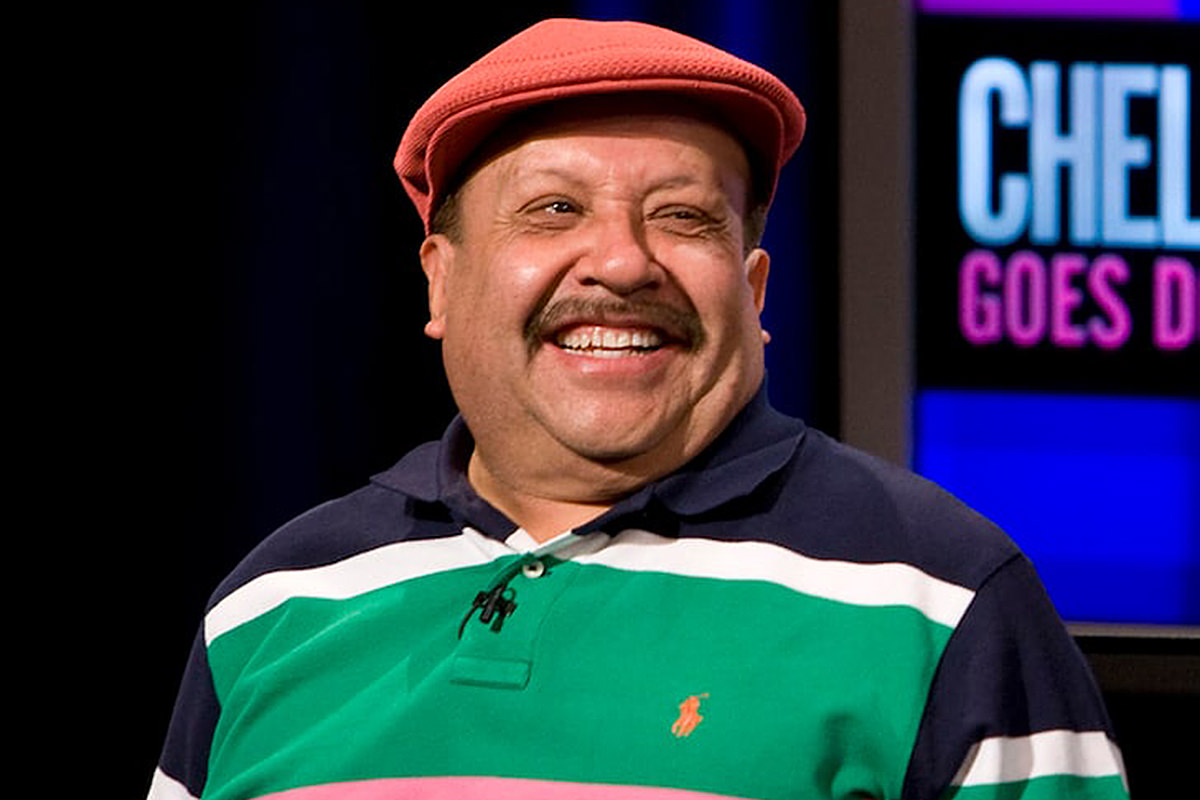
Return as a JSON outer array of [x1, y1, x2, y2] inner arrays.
[[574, 210, 661, 295]]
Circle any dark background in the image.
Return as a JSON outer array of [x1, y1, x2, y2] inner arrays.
[[43, 2, 1191, 796]]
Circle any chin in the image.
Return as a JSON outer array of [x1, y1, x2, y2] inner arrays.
[[565, 439, 660, 465], [547, 410, 686, 468]]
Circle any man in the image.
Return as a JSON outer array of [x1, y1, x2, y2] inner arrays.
[[150, 19, 1129, 800]]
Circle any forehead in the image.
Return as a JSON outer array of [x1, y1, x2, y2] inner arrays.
[[461, 97, 753, 197]]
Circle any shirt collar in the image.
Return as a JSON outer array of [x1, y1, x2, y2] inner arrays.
[[371, 382, 806, 537]]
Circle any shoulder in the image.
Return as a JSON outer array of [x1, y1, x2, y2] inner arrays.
[[767, 428, 1021, 591], [208, 444, 457, 609]]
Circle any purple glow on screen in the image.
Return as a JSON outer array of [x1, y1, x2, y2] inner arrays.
[[917, 0, 1179, 18]]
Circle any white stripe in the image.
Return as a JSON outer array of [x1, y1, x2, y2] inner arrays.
[[147, 768, 198, 800], [204, 530, 512, 644], [204, 528, 974, 644], [951, 730, 1127, 788], [573, 530, 974, 628]]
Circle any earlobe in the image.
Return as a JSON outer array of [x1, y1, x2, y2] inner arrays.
[[420, 235, 452, 340]]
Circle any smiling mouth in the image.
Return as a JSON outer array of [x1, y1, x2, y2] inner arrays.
[[555, 325, 665, 357], [528, 298, 704, 357]]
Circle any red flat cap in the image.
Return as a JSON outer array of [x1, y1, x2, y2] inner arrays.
[[395, 18, 806, 232]]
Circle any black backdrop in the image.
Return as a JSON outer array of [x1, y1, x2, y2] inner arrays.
[[73, 3, 839, 795]]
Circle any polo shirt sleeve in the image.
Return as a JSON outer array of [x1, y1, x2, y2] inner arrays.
[[903, 554, 1129, 799], [148, 628, 217, 800]]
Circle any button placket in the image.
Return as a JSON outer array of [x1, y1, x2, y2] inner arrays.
[[451, 555, 579, 690]]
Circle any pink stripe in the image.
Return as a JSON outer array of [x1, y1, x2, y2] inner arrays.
[[257, 776, 754, 800]]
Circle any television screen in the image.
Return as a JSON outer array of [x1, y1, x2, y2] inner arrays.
[[912, 0, 1199, 625]]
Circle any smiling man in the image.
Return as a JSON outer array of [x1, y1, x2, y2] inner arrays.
[[150, 19, 1129, 800]]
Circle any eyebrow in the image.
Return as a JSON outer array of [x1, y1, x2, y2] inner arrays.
[[502, 165, 591, 192], [644, 175, 707, 193], [502, 163, 737, 208]]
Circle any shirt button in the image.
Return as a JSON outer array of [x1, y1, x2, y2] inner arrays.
[[521, 559, 546, 579]]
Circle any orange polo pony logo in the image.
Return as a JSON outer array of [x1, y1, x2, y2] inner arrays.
[[671, 693, 709, 738]]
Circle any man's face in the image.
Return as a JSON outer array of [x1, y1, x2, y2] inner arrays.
[[420, 109, 770, 498]]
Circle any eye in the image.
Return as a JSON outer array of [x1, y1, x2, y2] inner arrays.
[[523, 197, 580, 216], [517, 196, 583, 231], [650, 205, 722, 235], [662, 208, 701, 220], [542, 199, 578, 215]]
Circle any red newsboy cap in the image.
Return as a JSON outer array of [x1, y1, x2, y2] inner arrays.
[[394, 18, 807, 233]]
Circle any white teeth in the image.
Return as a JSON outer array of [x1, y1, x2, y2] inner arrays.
[[630, 330, 655, 348], [601, 329, 628, 349], [556, 326, 663, 353]]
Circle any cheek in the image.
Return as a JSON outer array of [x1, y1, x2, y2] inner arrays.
[[507, 261, 555, 303], [443, 259, 553, 352], [679, 264, 758, 329]]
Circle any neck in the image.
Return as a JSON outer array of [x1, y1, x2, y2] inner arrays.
[[467, 451, 637, 542]]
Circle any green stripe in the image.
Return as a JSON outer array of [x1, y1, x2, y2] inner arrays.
[[205, 560, 954, 800], [942, 774, 1129, 799]]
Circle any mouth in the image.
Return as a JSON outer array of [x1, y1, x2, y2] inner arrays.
[[554, 325, 665, 358], [527, 298, 704, 358]]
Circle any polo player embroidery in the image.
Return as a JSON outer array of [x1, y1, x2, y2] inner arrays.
[[671, 693, 709, 738]]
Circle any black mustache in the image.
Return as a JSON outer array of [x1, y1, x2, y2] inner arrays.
[[525, 297, 705, 350]]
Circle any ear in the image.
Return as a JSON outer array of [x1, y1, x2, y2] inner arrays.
[[419, 234, 453, 340], [745, 247, 770, 314], [745, 247, 772, 344]]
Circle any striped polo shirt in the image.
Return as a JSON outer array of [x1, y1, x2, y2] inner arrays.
[[151, 389, 1128, 800]]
